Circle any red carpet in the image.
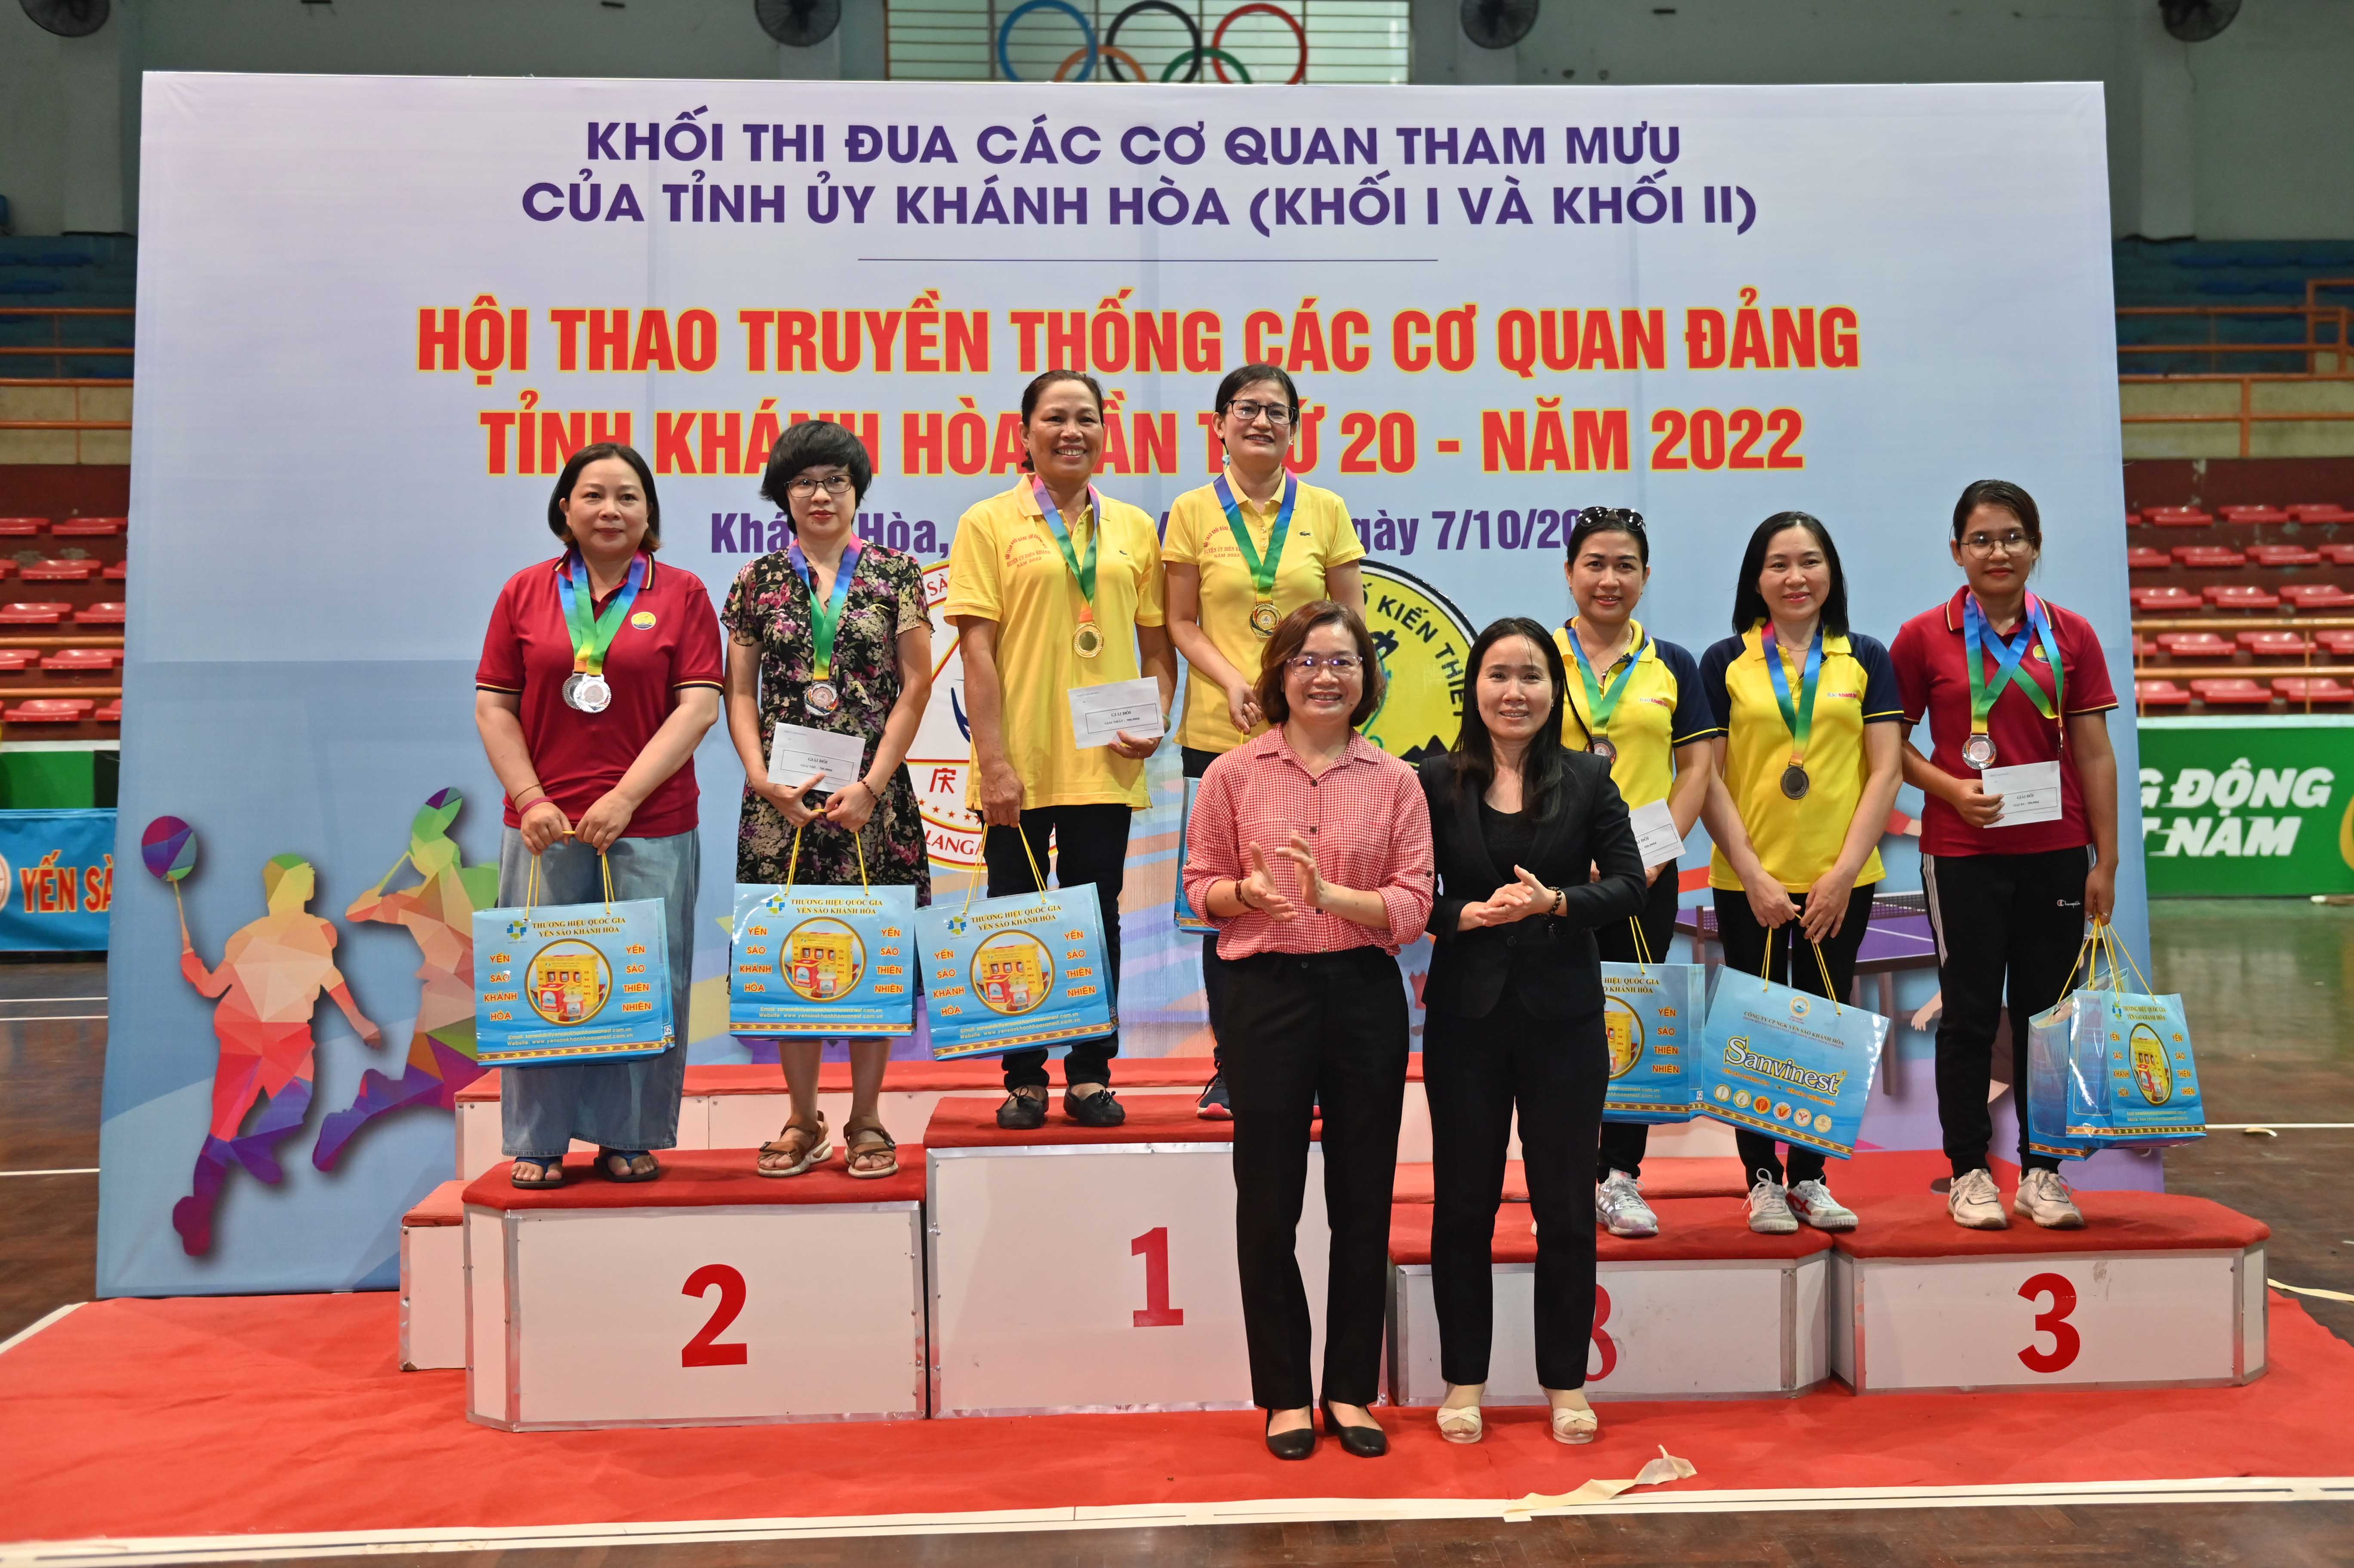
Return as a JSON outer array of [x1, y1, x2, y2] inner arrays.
[[4, 1291, 2352, 1545]]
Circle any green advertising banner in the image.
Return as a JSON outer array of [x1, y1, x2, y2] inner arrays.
[[2138, 716, 2354, 896]]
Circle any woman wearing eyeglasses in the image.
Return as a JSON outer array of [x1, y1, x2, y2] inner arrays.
[[723, 420, 933, 1180], [1891, 479, 2118, 1231], [1554, 508, 1718, 1239], [1165, 364, 1366, 1120], [1182, 601, 1433, 1462]]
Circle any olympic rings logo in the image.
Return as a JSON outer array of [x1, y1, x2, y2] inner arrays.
[[996, 1, 1308, 86]]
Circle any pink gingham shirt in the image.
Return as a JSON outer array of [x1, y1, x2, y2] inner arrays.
[[1182, 728, 1435, 959]]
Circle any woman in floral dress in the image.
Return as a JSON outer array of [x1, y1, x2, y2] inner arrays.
[[722, 419, 933, 1178]]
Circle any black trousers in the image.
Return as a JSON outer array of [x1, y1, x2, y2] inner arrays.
[[1182, 746, 1229, 1070], [1713, 881, 1877, 1186], [1426, 990, 1610, 1389], [1593, 868, 1682, 1180], [986, 804, 1129, 1091], [1210, 944, 1408, 1410], [1922, 847, 2090, 1178]]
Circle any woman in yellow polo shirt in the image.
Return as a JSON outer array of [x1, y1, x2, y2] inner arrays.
[[946, 369, 1178, 1131], [1698, 511, 1903, 1234], [1554, 508, 1719, 1239], [1164, 363, 1367, 1119]]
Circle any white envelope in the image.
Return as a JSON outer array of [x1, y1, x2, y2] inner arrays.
[[1980, 760, 2064, 826], [767, 723, 867, 794], [1068, 678, 1165, 750], [1629, 798, 1686, 869]]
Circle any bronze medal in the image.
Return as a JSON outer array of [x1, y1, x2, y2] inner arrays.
[[1780, 764, 1810, 800]]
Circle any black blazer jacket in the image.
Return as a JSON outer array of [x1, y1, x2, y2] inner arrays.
[[1417, 750, 1649, 1023]]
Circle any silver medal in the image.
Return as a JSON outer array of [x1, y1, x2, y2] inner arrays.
[[566, 672, 612, 714], [1962, 733, 1997, 770]]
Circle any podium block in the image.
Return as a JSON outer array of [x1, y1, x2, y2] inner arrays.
[[454, 1071, 682, 1181], [1390, 1200, 1830, 1403], [463, 1150, 927, 1430], [926, 1095, 1328, 1416], [399, 1180, 465, 1371], [1829, 1190, 2270, 1393]]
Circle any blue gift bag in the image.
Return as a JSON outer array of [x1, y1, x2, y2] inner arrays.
[[474, 853, 673, 1066], [730, 828, 918, 1038], [2024, 933, 2111, 1161], [916, 837, 1117, 1061], [1171, 770, 1214, 936], [1601, 917, 1703, 1125], [2057, 925, 2205, 1149], [1698, 931, 1888, 1158]]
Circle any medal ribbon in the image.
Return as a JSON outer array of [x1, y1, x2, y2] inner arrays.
[[1565, 619, 1641, 744], [1963, 593, 2064, 742], [1760, 624, 1824, 769], [557, 552, 645, 676], [787, 538, 863, 683], [1029, 473, 1101, 630], [1211, 471, 1297, 600]]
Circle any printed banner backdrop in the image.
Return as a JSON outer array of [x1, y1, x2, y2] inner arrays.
[[2138, 715, 2354, 895], [0, 807, 114, 951], [102, 74, 2149, 1294]]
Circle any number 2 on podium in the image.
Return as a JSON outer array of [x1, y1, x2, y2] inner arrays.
[[682, 1263, 750, 1367], [1131, 1226, 1185, 1328]]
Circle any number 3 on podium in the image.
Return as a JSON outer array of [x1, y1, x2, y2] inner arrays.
[[2016, 1271, 2081, 1374]]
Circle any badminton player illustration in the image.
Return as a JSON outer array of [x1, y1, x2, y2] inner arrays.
[[312, 789, 498, 1170], [145, 818, 382, 1256]]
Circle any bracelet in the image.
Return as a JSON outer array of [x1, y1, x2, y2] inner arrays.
[[1232, 878, 1257, 912], [513, 786, 547, 808]]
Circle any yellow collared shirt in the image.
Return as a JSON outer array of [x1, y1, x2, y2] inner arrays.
[[1553, 619, 1719, 809]]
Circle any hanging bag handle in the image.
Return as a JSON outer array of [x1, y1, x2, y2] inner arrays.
[[1627, 915, 1654, 972], [2096, 919, 2154, 995], [1809, 935, 1846, 1018], [959, 825, 1056, 920]]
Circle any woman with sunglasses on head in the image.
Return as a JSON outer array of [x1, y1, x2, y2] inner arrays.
[[1182, 601, 1432, 1461], [1891, 480, 2119, 1231], [722, 420, 933, 1180], [946, 370, 1178, 1131], [1419, 617, 1646, 1447], [1556, 508, 1719, 1240], [1164, 364, 1367, 1120], [1698, 512, 1904, 1234]]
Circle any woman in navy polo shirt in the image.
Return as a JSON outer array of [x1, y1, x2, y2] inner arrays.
[[475, 443, 724, 1187], [1892, 479, 2119, 1232]]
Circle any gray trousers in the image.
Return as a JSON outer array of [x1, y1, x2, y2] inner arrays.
[[499, 828, 698, 1157]]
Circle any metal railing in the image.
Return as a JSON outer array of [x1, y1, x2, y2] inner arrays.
[[0, 306, 133, 376], [2117, 372, 2354, 459], [2117, 302, 2353, 375]]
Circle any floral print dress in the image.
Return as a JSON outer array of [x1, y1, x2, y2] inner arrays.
[[723, 542, 932, 904]]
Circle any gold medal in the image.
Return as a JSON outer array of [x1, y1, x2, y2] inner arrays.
[[1073, 620, 1104, 659], [1248, 600, 1279, 638]]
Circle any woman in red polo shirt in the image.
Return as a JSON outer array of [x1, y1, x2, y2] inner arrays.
[[475, 442, 724, 1188], [1891, 478, 2120, 1232]]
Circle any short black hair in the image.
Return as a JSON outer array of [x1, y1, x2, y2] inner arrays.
[[1567, 506, 1649, 567], [1214, 363, 1300, 420], [1731, 511, 1849, 637], [1952, 478, 2042, 550], [547, 442, 660, 550], [759, 419, 873, 521], [1020, 368, 1105, 422]]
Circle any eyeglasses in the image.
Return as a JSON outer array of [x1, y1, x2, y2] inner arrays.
[[1961, 530, 2032, 556], [786, 474, 856, 498], [1287, 653, 1363, 676], [1226, 399, 1294, 428]]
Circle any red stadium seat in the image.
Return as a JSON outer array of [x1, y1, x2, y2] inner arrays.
[[72, 602, 125, 627], [2190, 678, 2273, 707], [94, 699, 121, 723], [38, 647, 123, 676], [0, 602, 71, 626], [2237, 631, 2313, 659], [2219, 505, 2290, 525], [2157, 632, 2233, 659], [18, 559, 98, 583], [2173, 545, 2246, 568], [2319, 544, 2354, 566], [2272, 677, 2354, 707], [2205, 585, 2280, 610], [2136, 679, 2193, 709], [2132, 634, 2157, 658], [2131, 586, 2201, 613], [2144, 506, 2215, 527], [2124, 509, 2141, 527], [2317, 630, 2354, 657], [102, 561, 125, 581], [2126, 546, 2170, 570], [0, 649, 37, 674], [0, 518, 45, 537], [2289, 503, 2354, 524], [50, 517, 125, 537], [3, 697, 96, 724], [2280, 583, 2354, 610], [2249, 544, 2323, 567]]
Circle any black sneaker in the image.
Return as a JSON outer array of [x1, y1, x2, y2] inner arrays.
[[1063, 1085, 1127, 1127], [1196, 1072, 1232, 1121], [996, 1087, 1047, 1130]]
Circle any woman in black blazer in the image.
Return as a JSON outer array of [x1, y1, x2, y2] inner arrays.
[[1418, 616, 1647, 1447]]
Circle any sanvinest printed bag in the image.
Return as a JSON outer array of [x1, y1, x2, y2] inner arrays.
[[2034, 923, 2205, 1151], [730, 826, 918, 1038], [1698, 929, 1889, 1158], [1170, 770, 1214, 936], [474, 852, 673, 1066], [1600, 916, 1703, 1125], [917, 835, 1116, 1061]]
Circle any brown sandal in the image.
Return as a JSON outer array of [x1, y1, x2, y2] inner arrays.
[[842, 1116, 899, 1180], [756, 1112, 830, 1177]]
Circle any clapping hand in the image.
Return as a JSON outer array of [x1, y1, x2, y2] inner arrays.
[[1273, 832, 1328, 914], [1485, 864, 1554, 924], [1238, 842, 1297, 922]]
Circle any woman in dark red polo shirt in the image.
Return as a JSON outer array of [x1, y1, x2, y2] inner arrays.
[[475, 442, 724, 1186], [1890, 478, 2120, 1232]]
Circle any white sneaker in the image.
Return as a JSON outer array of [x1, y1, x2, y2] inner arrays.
[[1596, 1170, 1659, 1238], [1947, 1167, 2009, 1230], [2013, 1167, 2087, 1229], [1747, 1173, 1799, 1234], [1787, 1178, 1858, 1232]]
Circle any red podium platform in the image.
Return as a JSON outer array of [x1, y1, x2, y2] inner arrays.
[[462, 1149, 927, 1430], [1388, 1199, 1832, 1405], [1829, 1186, 2271, 1393], [924, 1094, 1328, 1418], [397, 1179, 464, 1371]]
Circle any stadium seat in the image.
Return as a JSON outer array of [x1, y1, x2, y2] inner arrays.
[[2238, 631, 2313, 659], [0, 602, 71, 626], [0, 649, 37, 674], [2219, 505, 2290, 525], [2317, 629, 2354, 657], [2135, 679, 2193, 709], [2319, 544, 2354, 567], [2272, 677, 2354, 707], [0, 519, 45, 537], [2132, 634, 2157, 658], [2157, 632, 2234, 659], [94, 699, 121, 724], [2249, 544, 2323, 567], [102, 561, 125, 581], [2289, 503, 2354, 524], [2280, 583, 2354, 609], [19, 560, 98, 583], [2173, 545, 2246, 568], [50, 517, 125, 538], [39, 647, 123, 678], [3, 698, 96, 724], [72, 602, 126, 627], [2190, 678, 2273, 707], [2126, 546, 2170, 570], [2144, 506, 2215, 527], [2205, 585, 2280, 610], [2131, 586, 2201, 613]]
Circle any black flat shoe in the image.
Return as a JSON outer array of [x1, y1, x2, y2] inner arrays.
[[1321, 1400, 1388, 1458], [995, 1088, 1047, 1131], [1063, 1085, 1127, 1127], [1264, 1411, 1316, 1460]]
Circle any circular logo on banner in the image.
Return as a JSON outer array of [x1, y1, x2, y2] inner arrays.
[[1602, 995, 1644, 1079], [526, 940, 610, 1026], [1356, 561, 1476, 765], [2129, 1021, 2174, 1104], [781, 918, 865, 1001], [971, 930, 1054, 1016]]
